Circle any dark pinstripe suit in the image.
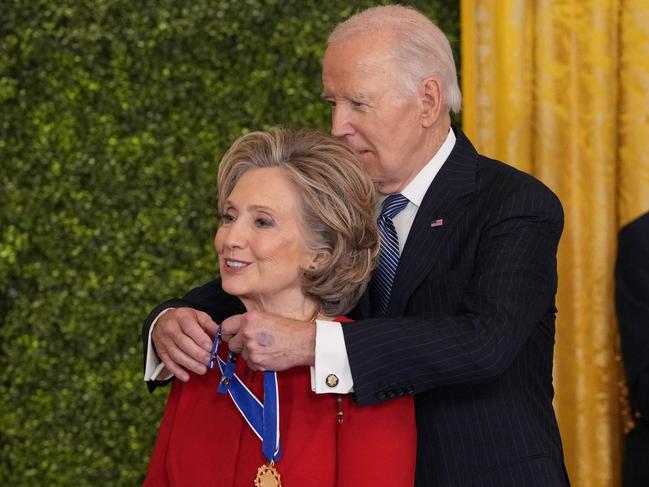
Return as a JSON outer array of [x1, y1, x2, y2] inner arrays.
[[344, 127, 569, 486], [142, 127, 569, 486]]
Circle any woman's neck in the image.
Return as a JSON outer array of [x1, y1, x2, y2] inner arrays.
[[238, 292, 321, 322]]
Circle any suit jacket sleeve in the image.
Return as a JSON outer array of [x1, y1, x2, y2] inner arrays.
[[343, 173, 564, 406], [616, 213, 649, 418], [141, 277, 244, 390]]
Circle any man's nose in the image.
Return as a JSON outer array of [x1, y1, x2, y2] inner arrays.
[[330, 106, 354, 139]]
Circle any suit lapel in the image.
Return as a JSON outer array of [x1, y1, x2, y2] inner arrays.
[[356, 289, 372, 319], [388, 127, 478, 317]]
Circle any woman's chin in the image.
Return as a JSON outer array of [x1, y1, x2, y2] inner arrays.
[[222, 283, 259, 305], [220, 281, 245, 298]]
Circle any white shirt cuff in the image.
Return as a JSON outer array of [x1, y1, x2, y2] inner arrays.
[[143, 308, 175, 381], [310, 319, 354, 393]]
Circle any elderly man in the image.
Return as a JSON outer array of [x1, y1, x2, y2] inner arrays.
[[143, 6, 570, 486]]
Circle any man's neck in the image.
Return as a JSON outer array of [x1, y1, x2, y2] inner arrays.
[[383, 118, 452, 195]]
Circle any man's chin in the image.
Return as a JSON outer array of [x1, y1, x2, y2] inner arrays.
[[374, 178, 405, 195], [356, 150, 379, 170], [375, 183, 390, 195]]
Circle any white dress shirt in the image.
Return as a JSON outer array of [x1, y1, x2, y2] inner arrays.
[[144, 308, 174, 381]]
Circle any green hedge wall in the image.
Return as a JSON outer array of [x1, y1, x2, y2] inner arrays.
[[0, 1, 459, 484]]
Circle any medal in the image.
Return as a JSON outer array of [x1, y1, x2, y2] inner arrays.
[[254, 461, 282, 487], [210, 328, 283, 485]]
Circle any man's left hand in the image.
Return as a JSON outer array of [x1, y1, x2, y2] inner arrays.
[[220, 310, 316, 371]]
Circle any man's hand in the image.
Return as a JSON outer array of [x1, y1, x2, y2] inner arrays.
[[221, 310, 316, 371], [152, 307, 218, 382]]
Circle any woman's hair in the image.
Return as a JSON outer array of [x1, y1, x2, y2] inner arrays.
[[217, 128, 379, 317], [328, 5, 461, 113]]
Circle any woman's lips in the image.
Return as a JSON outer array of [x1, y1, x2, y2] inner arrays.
[[223, 259, 250, 270]]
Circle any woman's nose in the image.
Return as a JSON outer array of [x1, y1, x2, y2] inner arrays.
[[216, 219, 247, 251]]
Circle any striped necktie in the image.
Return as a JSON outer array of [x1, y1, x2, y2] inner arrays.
[[371, 193, 409, 318]]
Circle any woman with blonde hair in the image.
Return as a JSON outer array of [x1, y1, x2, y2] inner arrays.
[[144, 128, 415, 486]]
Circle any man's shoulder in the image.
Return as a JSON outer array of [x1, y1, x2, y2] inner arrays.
[[474, 154, 562, 213], [477, 153, 546, 189], [446, 128, 562, 220], [452, 128, 560, 203]]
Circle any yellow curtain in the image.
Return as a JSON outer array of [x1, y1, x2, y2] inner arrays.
[[461, 1, 649, 486]]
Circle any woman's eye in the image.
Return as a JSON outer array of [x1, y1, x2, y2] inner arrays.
[[219, 213, 235, 224], [255, 218, 274, 228]]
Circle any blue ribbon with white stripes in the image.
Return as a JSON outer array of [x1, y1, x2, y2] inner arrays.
[[209, 330, 282, 463], [372, 193, 409, 318]]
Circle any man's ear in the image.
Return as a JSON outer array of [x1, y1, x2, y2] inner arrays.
[[420, 76, 443, 128]]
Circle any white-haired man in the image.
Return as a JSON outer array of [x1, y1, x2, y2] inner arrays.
[[143, 6, 570, 486]]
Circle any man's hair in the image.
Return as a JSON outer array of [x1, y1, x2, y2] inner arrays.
[[217, 128, 380, 317], [328, 5, 461, 113]]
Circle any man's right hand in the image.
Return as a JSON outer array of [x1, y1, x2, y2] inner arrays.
[[151, 307, 218, 382]]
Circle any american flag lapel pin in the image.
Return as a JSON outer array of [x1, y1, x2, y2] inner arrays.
[[430, 218, 444, 228]]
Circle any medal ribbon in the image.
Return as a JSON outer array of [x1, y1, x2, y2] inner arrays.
[[210, 329, 282, 462]]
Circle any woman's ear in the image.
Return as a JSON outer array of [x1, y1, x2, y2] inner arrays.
[[420, 76, 443, 128], [307, 251, 331, 270]]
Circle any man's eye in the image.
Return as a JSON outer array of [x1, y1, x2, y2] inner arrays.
[[255, 218, 274, 228], [325, 99, 336, 108]]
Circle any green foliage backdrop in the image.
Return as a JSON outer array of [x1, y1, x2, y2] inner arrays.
[[0, 1, 458, 484]]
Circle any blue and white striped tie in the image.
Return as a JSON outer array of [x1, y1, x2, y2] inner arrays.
[[371, 193, 409, 318]]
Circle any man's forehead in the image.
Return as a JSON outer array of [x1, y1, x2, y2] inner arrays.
[[322, 52, 398, 99], [325, 30, 396, 63], [324, 43, 396, 78]]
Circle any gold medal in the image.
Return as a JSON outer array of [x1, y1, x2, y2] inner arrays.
[[254, 462, 282, 487]]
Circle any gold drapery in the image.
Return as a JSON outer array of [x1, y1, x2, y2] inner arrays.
[[461, 1, 649, 486]]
